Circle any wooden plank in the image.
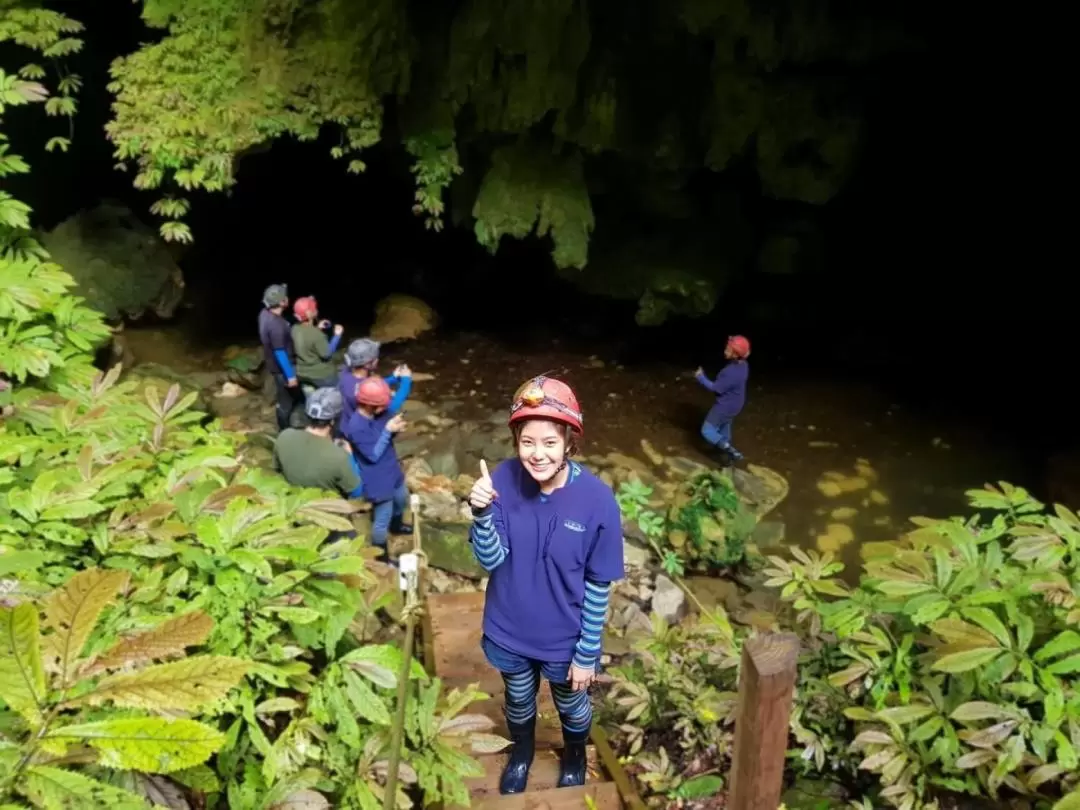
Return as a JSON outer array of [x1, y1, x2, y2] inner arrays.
[[428, 591, 486, 680], [451, 780, 622, 810], [461, 746, 603, 798], [728, 633, 799, 810], [590, 725, 646, 810]]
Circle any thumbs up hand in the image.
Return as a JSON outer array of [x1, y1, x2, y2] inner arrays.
[[469, 459, 499, 511]]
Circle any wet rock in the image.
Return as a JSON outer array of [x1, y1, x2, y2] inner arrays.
[[421, 521, 485, 579], [684, 577, 742, 614], [639, 439, 665, 467], [369, 294, 438, 343], [664, 456, 708, 479], [427, 450, 460, 478], [42, 201, 186, 322], [622, 537, 651, 569], [750, 520, 786, 549], [401, 399, 433, 420], [732, 464, 790, 519], [651, 574, 687, 623]]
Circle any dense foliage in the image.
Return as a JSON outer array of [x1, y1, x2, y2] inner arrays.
[[1, 21, 499, 806], [617, 472, 757, 575], [95, 0, 914, 323], [608, 483, 1080, 809]]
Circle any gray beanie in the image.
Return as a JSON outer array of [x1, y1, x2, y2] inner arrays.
[[344, 338, 380, 368], [304, 387, 344, 421]]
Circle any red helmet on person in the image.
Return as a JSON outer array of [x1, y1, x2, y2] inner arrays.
[[356, 376, 391, 409], [293, 296, 318, 321], [727, 335, 751, 358], [508, 376, 583, 436]]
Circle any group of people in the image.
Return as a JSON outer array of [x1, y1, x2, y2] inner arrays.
[[258, 282, 752, 796], [259, 284, 413, 563]]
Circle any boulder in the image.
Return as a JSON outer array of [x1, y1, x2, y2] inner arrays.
[[369, 294, 438, 343], [732, 464, 790, 519], [41, 201, 185, 322]]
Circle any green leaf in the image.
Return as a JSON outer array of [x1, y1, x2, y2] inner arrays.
[[342, 669, 392, 725], [960, 607, 1011, 648], [75, 655, 248, 711], [20, 765, 149, 809], [48, 717, 226, 773], [1035, 630, 1080, 663], [0, 603, 45, 725], [931, 646, 1004, 673], [875, 704, 935, 726]]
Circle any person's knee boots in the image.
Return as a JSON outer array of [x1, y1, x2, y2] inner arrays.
[[499, 718, 536, 794], [557, 727, 589, 788], [389, 515, 413, 535]]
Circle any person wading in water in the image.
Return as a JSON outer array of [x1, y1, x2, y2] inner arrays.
[[467, 377, 624, 795], [695, 334, 751, 464]]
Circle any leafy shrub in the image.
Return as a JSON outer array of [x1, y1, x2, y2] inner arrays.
[[1, 21, 498, 805], [0, 568, 244, 807], [605, 611, 741, 806], [616, 471, 757, 576], [768, 483, 1080, 809]]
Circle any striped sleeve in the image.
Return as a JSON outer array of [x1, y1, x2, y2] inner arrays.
[[469, 509, 507, 571], [572, 579, 611, 669]]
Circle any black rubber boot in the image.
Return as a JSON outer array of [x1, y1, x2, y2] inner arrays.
[[557, 728, 589, 788], [389, 516, 413, 535], [499, 718, 536, 795]]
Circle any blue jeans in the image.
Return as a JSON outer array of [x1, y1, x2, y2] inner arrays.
[[701, 419, 743, 460], [482, 635, 592, 736], [701, 419, 732, 447], [370, 482, 409, 549]]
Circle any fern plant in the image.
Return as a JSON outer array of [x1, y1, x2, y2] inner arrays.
[[0, 568, 247, 809]]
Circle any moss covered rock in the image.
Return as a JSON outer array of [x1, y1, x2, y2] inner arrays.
[[41, 201, 185, 322]]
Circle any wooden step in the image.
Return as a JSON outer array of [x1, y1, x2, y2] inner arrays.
[[451, 780, 622, 810], [464, 747, 604, 798], [460, 695, 564, 749]]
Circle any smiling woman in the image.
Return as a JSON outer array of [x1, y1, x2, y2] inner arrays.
[[466, 376, 625, 795]]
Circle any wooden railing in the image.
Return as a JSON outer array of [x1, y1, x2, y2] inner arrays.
[[728, 633, 800, 810]]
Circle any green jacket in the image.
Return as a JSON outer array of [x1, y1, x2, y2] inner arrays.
[[291, 322, 336, 383]]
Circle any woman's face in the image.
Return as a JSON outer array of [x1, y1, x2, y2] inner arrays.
[[517, 419, 567, 483]]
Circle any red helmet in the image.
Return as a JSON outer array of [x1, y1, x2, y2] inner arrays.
[[293, 296, 318, 321], [356, 376, 391, 409], [727, 335, 751, 358], [508, 376, 583, 436]]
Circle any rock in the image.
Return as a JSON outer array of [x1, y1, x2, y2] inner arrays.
[[781, 778, 848, 810], [217, 381, 247, 399], [369, 294, 438, 343], [622, 538, 651, 569], [732, 464, 790, 519], [427, 450, 460, 479], [664, 456, 708, 479], [639, 439, 665, 467], [651, 574, 687, 623], [750, 520, 786, 549], [42, 201, 185, 322], [401, 399, 434, 420], [420, 521, 485, 579], [684, 577, 742, 614]]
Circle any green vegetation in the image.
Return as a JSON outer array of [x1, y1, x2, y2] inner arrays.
[[1, 17, 497, 807], [607, 483, 1080, 809], [617, 472, 757, 576], [90, 0, 911, 322]]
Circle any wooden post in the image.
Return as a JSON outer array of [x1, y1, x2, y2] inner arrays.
[[728, 632, 800, 810]]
